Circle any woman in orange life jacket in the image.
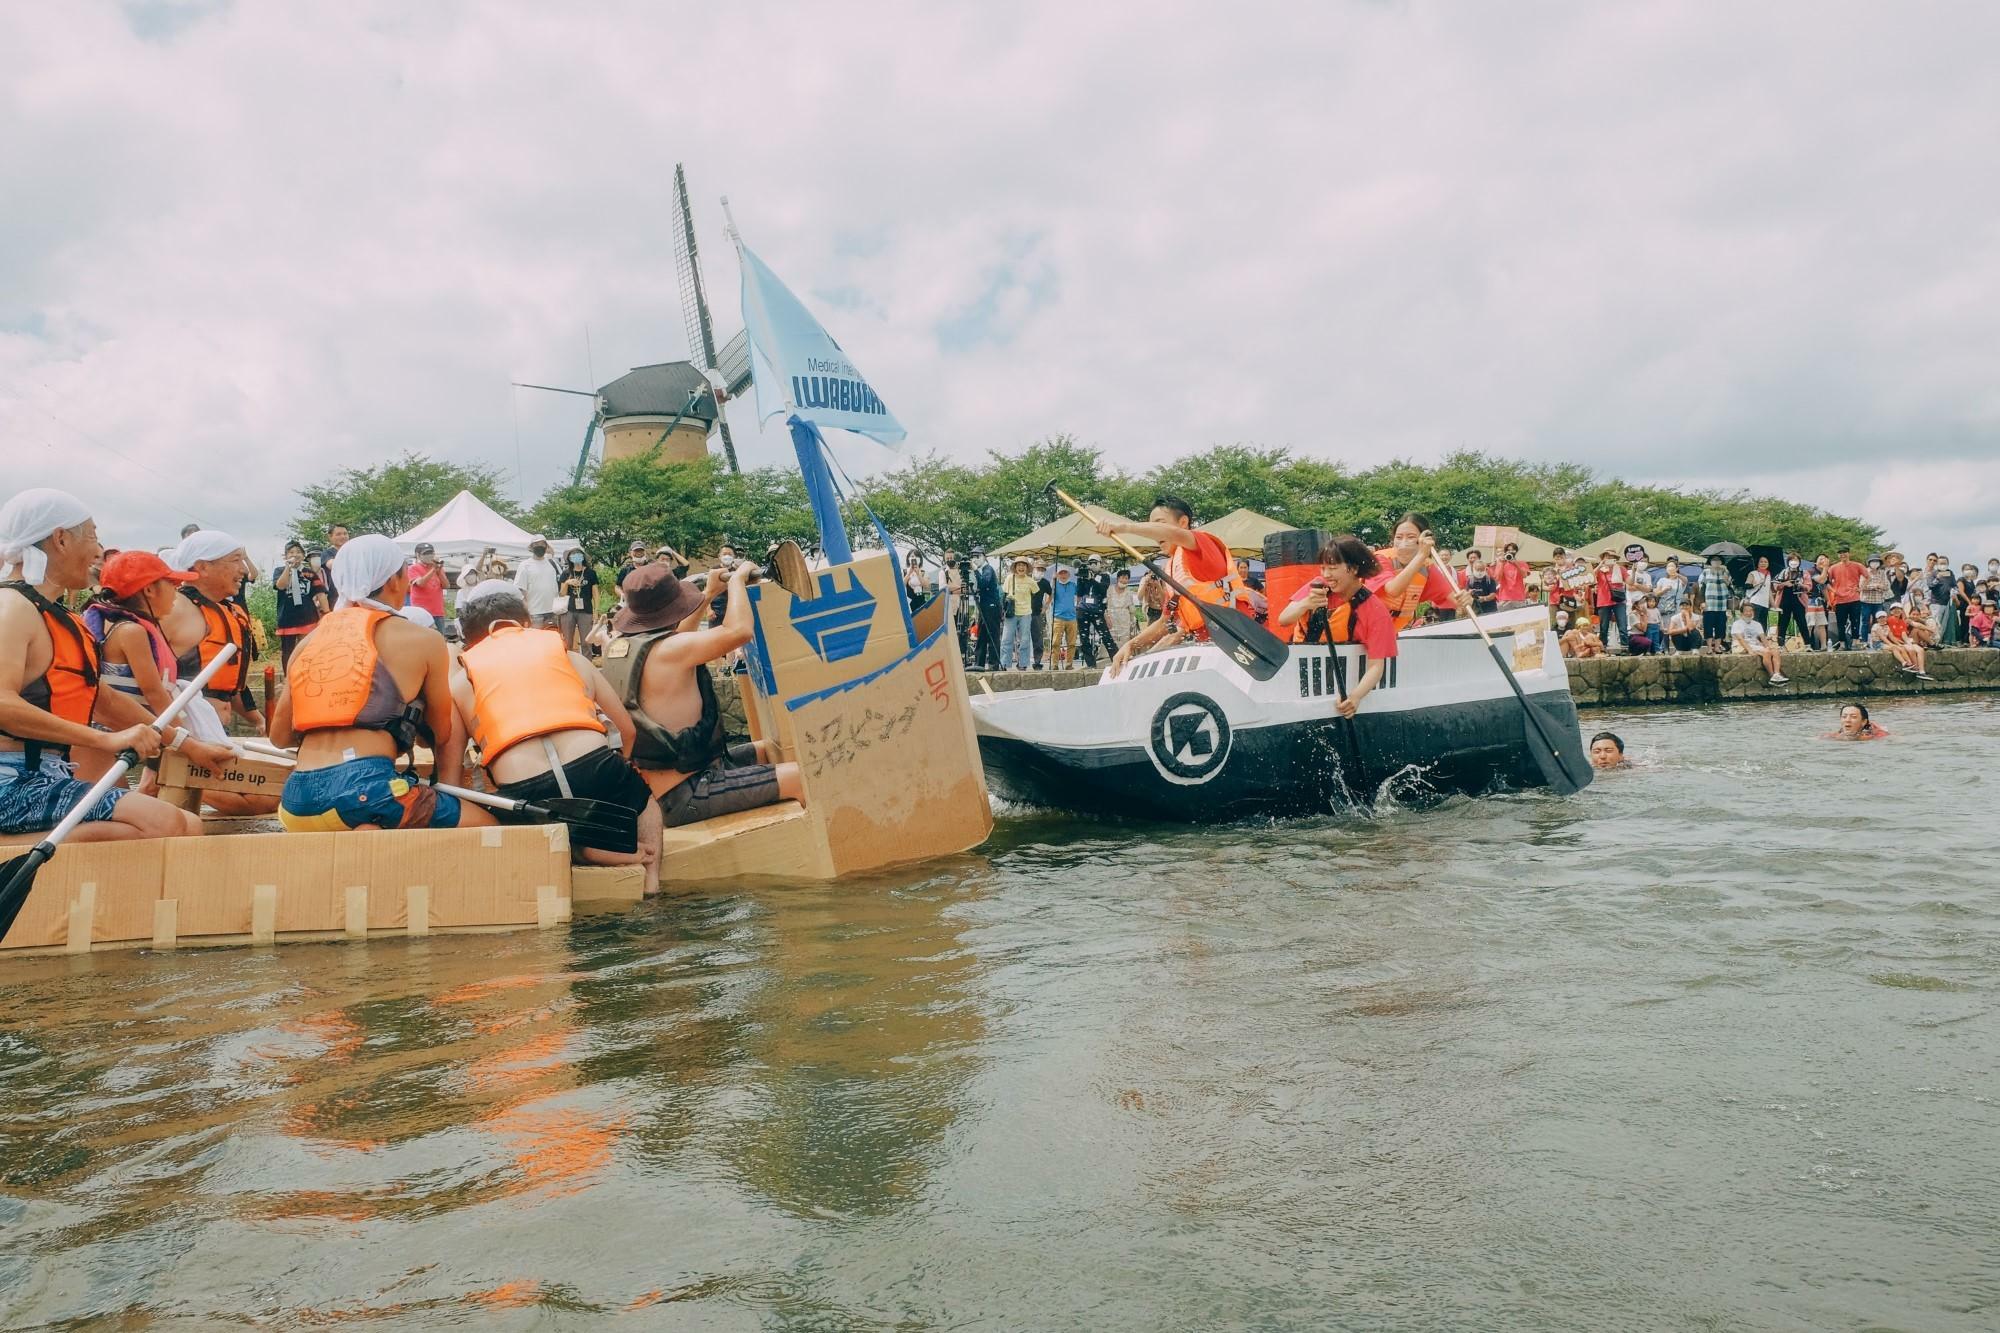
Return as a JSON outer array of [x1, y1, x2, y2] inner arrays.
[[0, 488, 198, 840], [1375, 513, 1468, 629], [1097, 493, 1240, 678], [270, 534, 494, 832], [84, 550, 279, 817], [1276, 535, 1403, 718], [449, 580, 662, 893], [162, 530, 265, 735]]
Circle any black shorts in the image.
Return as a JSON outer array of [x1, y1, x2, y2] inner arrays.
[[1703, 609, 1729, 638], [656, 742, 782, 828], [495, 744, 650, 853]]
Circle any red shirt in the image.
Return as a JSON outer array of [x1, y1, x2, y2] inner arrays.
[[1369, 552, 1459, 623], [1285, 581, 1399, 659], [1494, 559, 1528, 601], [1826, 560, 1865, 605], [405, 561, 447, 617]]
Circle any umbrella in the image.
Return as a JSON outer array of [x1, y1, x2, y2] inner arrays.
[[1700, 541, 1752, 560]]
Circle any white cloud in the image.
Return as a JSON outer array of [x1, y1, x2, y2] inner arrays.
[[4, 0, 1999, 563]]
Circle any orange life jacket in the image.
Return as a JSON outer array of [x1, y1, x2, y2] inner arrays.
[[177, 586, 254, 697], [288, 606, 395, 732], [459, 625, 604, 759], [1373, 549, 1435, 630], [2, 582, 101, 763], [1169, 538, 1237, 638]]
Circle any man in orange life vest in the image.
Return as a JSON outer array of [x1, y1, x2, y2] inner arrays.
[[0, 488, 200, 840], [163, 530, 265, 735], [449, 580, 662, 893], [271, 535, 493, 831], [1096, 494, 1238, 678], [1276, 535, 1401, 718]]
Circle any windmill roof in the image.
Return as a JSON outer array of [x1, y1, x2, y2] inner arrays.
[[597, 361, 718, 423]]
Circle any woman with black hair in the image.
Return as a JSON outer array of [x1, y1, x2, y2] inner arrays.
[[1276, 535, 1397, 719], [1825, 703, 1889, 740]]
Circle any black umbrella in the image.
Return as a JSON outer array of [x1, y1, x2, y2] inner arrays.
[[1701, 541, 1752, 560]]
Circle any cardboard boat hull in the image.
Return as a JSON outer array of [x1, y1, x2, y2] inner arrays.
[[970, 605, 1591, 819]]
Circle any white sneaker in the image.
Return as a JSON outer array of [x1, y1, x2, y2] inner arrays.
[[1769, 673, 1788, 684]]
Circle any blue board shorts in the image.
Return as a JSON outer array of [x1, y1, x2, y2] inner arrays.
[[279, 756, 462, 832], [0, 751, 125, 836]]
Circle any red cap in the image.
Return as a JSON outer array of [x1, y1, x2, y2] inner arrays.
[[100, 550, 197, 600]]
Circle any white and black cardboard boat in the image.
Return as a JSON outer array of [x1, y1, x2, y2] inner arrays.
[[971, 605, 1591, 819]]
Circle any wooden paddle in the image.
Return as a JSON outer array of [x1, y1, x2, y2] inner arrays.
[[1043, 483, 1289, 682], [1411, 546, 1590, 795], [0, 644, 237, 945]]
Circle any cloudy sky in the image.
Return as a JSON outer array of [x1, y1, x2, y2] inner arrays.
[[5, 1, 1998, 560]]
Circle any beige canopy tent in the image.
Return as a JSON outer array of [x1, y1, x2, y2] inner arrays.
[[1468, 525, 1566, 565], [1576, 530, 1705, 566], [991, 508, 1153, 561], [1203, 507, 1291, 558]]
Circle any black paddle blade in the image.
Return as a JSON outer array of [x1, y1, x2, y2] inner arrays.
[[0, 845, 55, 946], [1485, 642, 1591, 795], [525, 796, 641, 855], [1193, 595, 1290, 682]]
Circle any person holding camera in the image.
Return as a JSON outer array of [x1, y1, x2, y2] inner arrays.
[[272, 539, 329, 671], [558, 549, 598, 652]]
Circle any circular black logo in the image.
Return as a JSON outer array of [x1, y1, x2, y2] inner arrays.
[[1148, 692, 1232, 785]]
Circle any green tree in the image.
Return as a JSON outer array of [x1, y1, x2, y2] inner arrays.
[[291, 454, 519, 544], [530, 454, 816, 562]]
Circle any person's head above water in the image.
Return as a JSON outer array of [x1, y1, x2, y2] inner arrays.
[[1588, 731, 1627, 769], [1827, 703, 1889, 741]]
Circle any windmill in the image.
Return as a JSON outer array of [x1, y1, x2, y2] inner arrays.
[[513, 162, 749, 485], [672, 162, 740, 474]]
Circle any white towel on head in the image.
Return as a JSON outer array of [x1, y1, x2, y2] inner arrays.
[[397, 605, 437, 630], [170, 529, 244, 569], [456, 578, 522, 612], [330, 534, 407, 607], [0, 488, 92, 583]]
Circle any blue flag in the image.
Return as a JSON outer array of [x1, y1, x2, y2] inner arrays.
[[735, 235, 907, 446]]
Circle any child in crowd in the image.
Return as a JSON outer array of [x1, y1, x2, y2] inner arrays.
[[1731, 600, 1788, 685]]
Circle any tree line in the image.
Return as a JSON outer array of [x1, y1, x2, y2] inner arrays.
[[291, 438, 1886, 566]]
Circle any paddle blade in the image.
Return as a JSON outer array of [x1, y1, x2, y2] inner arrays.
[[531, 797, 642, 855], [1192, 597, 1290, 682], [1497, 648, 1592, 795], [0, 845, 55, 945]]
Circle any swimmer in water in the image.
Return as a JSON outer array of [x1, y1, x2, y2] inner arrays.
[[1824, 702, 1889, 740], [1588, 730, 1629, 770]]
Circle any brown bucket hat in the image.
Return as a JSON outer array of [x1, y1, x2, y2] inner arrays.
[[614, 563, 707, 634]]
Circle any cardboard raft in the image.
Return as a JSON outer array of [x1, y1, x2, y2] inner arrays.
[[0, 824, 645, 956], [635, 550, 991, 886]]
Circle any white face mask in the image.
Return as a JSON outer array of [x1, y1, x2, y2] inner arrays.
[[1788, 560, 1800, 569]]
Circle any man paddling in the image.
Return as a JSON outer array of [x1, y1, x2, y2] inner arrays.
[[450, 581, 661, 892], [1098, 494, 1238, 676], [598, 562, 804, 828], [270, 535, 493, 831], [163, 530, 265, 735], [0, 489, 199, 841]]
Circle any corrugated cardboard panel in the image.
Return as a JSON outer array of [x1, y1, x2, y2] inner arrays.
[[156, 750, 291, 797], [0, 840, 166, 950], [654, 803, 815, 885], [360, 825, 569, 929], [162, 833, 339, 938], [571, 865, 644, 906], [789, 626, 992, 879], [750, 554, 914, 703]]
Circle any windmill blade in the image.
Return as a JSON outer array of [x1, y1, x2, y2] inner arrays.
[[672, 163, 740, 473]]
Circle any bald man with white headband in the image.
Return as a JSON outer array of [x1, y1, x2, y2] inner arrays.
[[270, 534, 492, 832], [0, 488, 200, 841]]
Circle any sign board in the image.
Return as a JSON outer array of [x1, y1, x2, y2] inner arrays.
[[157, 748, 291, 795]]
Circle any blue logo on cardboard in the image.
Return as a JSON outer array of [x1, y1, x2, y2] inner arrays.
[[789, 570, 875, 663]]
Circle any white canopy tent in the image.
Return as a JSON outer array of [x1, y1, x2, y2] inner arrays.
[[392, 490, 579, 569]]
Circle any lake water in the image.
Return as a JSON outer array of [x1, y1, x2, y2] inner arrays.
[[2, 697, 1996, 1330]]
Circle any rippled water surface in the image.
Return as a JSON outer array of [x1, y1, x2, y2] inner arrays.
[[3, 697, 1997, 1330]]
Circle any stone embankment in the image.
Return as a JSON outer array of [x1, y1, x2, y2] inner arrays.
[[966, 649, 2000, 709]]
